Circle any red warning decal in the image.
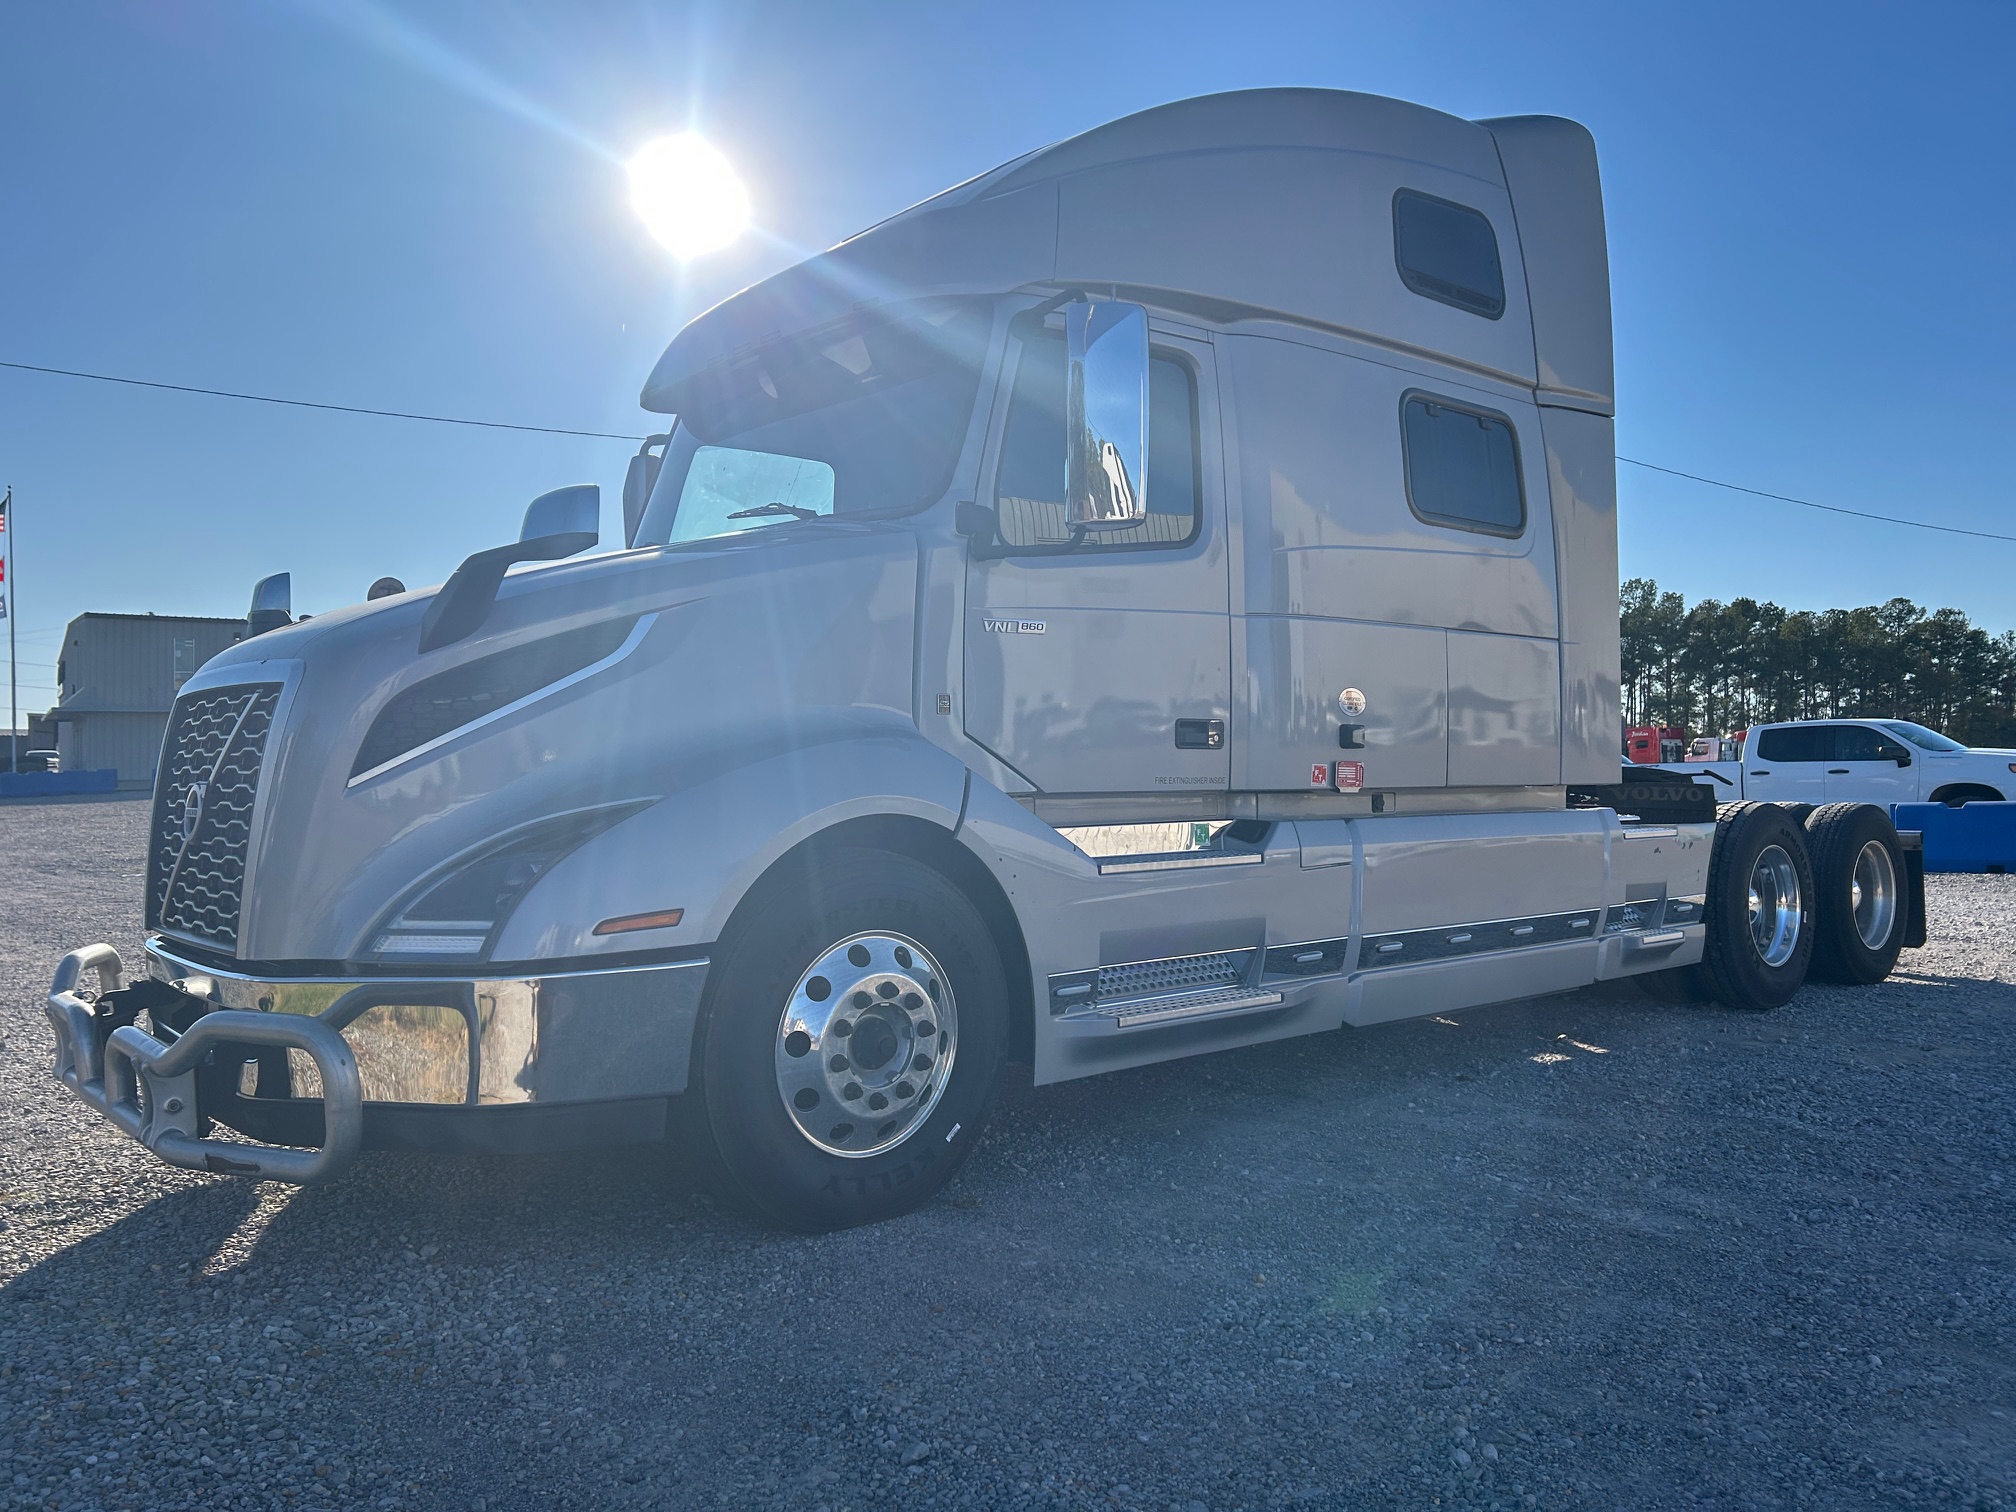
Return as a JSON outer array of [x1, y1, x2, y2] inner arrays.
[[1310, 763, 1329, 787], [1333, 760, 1366, 792]]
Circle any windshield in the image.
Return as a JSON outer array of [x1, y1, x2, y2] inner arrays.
[[635, 299, 993, 547], [1879, 719, 1966, 752]]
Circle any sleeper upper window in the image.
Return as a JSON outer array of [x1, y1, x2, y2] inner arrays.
[[1400, 395, 1525, 537], [1393, 190, 1505, 319]]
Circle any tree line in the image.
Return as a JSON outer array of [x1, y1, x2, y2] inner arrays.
[[1619, 579, 2016, 746]]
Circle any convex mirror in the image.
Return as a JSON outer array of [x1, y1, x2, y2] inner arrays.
[[520, 484, 600, 548], [1065, 300, 1149, 530], [245, 573, 292, 638]]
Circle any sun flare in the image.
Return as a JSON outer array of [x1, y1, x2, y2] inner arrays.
[[628, 134, 749, 260]]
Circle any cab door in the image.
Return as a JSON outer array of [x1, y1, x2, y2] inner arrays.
[[962, 326, 1230, 796], [1746, 725, 1834, 803], [1825, 724, 1917, 806]]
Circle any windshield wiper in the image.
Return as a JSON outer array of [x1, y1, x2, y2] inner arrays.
[[725, 502, 821, 521]]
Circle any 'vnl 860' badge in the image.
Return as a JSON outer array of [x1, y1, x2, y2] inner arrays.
[[982, 618, 1047, 634]]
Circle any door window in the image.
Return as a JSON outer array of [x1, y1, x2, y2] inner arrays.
[[1755, 726, 1835, 763], [994, 337, 1199, 550], [1835, 726, 1909, 763]]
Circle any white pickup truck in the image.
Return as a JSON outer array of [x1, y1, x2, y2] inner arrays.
[[1689, 719, 2015, 808]]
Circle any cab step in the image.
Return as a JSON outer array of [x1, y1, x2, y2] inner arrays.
[[1058, 983, 1285, 1032]]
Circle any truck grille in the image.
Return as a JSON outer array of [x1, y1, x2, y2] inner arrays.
[[147, 683, 283, 952]]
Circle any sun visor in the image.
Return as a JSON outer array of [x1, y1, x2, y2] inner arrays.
[[641, 182, 1059, 414]]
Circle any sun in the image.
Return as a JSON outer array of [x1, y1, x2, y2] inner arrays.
[[628, 134, 749, 261]]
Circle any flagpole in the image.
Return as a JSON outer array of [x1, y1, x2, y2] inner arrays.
[[6, 485, 15, 777]]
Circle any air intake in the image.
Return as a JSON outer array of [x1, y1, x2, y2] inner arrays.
[[351, 616, 640, 782]]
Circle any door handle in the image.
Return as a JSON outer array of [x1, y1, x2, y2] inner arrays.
[[1750, 770, 1769, 776], [1827, 768, 1849, 775], [1174, 719, 1224, 750]]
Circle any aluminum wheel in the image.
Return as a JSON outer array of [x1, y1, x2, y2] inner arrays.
[[774, 931, 957, 1158], [1849, 838, 1898, 950], [1747, 843, 1803, 968]]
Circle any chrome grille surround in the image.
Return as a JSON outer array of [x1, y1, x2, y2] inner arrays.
[[147, 683, 282, 952]]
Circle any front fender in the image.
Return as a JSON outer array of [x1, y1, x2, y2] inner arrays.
[[490, 733, 972, 962]]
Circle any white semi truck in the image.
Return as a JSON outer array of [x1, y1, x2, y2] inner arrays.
[[46, 89, 1924, 1229]]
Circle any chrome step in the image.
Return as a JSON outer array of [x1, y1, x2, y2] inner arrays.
[[1059, 984, 1285, 1032]]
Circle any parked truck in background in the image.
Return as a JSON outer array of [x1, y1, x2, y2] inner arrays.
[[1684, 718, 2014, 808], [45, 88, 1925, 1230]]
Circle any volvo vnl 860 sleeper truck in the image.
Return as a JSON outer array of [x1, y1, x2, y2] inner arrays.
[[46, 89, 1923, 1229]]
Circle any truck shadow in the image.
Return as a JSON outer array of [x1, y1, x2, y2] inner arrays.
[[8, 968, 2008, 1506]]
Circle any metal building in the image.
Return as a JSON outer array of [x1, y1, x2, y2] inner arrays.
[[48, 613, 244, 788]]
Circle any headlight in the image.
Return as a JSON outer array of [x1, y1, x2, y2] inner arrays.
[[369, 805, 642, 963]]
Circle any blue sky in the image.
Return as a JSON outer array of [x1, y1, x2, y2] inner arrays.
[[2, 0, 2011, 715]]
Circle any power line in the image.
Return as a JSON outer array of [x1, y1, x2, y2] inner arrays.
[[0, 359, 647, 442], [1616, 457, 2016, 544], [4, 354, 2008, 542]]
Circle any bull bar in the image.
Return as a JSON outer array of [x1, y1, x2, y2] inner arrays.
[[46, 943, 363, 1184]]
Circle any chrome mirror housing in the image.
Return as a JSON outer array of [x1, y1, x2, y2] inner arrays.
[[1065, 300, 1149, 530]]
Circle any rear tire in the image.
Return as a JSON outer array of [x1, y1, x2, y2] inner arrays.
[[1804, 803, 1907, 985], [1929, 785, 2002, 808], [1774, 801, 1817, 825], [1697, 801, 1815, 1011], [689, 848, 1007, 1231]]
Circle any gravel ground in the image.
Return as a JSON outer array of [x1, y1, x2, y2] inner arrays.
[[2, 795, 2012, 1512]]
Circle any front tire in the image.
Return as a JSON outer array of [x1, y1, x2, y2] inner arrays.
[[1804, 803, 1907, 984], [1697, 801, 1816, 1011], [690, 848, 1007, 1231]]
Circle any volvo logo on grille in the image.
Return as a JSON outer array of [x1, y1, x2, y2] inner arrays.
[[180, 781, 208, 844]]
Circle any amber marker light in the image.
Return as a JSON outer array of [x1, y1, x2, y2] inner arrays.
[[592, 908, 685, 936]]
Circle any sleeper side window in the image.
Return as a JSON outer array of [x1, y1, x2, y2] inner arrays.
[[994, 336, 1199, 551], [1393, 190, 1506, 319], [1400, 394, 1525, 537]]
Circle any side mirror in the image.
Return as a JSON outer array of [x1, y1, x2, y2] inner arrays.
[[1065, 301, 1149, 531], [519, 484, 601, 548], [420, 485, 601, 654], [623, 434, 670, 548], [245, 573, 292, 638], [1896, 751, 1913, 768]]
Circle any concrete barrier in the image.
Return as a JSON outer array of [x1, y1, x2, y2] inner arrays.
[[1891, 801, 2016, 874], [0, 769, 121, 798]]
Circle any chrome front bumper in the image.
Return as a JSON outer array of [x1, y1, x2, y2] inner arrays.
[[46, 939, 711, 1184], [47, 945, 363, 1182]]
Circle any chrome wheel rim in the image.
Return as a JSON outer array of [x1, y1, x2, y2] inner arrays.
[[1746, 844, 1803, 968], [1850, 839, 1898, 950], [775, 931, 957, 1158]]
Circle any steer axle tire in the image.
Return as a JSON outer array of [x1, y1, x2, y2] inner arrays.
[[687, 847, 1007, 1232], [1696, 801, 1816, 1011], [1803, 803, 1908, 985]]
